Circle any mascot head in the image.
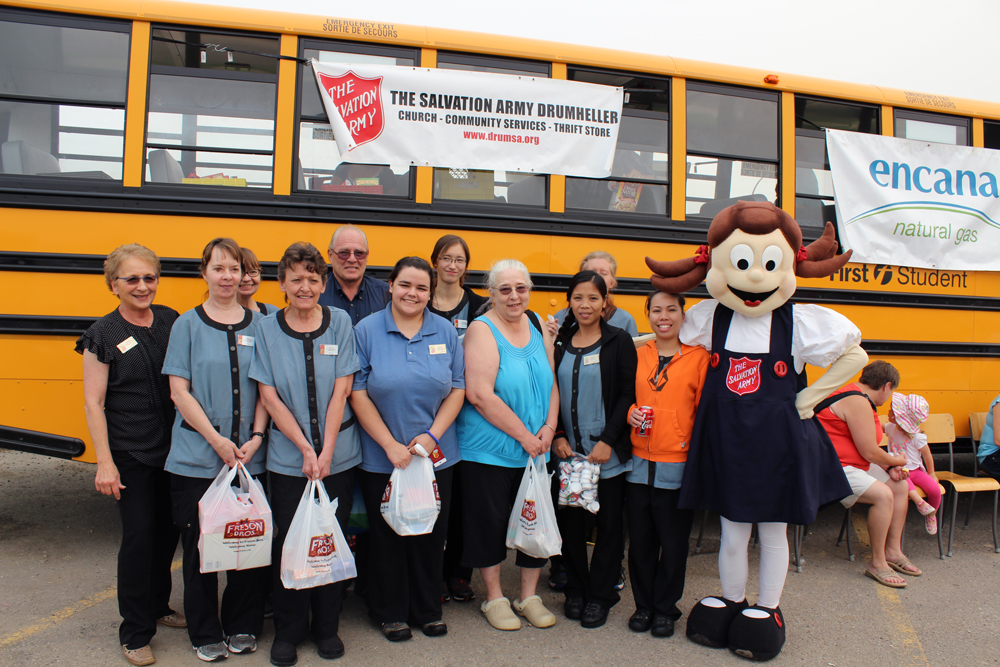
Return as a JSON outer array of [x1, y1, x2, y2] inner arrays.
[[645, 201, 852, 318]]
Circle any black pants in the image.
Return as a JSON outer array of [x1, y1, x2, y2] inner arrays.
[[626, 484, 693, 620], [981, 451, 1000, 480], [558, 473, 627, 607], [442, 463, 472, 583], [358, 466, 453, 625], [170, 473, 267, 647], [269, 470, 354, 644], [112, 450, 179, 650]]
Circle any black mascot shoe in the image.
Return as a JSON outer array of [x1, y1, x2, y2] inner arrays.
[[727, 605, 786, 662], [685, 596, 749, 648]]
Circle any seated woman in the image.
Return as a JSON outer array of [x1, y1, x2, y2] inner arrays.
[[163, 238, 270, 661], [249, 242, 361, 666], [550, 271, 637, 629], [457, 259, 560, 631], [979, 393, 1000, 481], [350, 256, 466, 641], [237, 246, 278, 315], [625, 291, 709, 638], [546, 251, 638, 338]]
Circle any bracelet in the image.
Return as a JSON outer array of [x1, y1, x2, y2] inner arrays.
[[251, 431, 265, 439], [424, 430, 440, 445], [540, 424, 556, 433]]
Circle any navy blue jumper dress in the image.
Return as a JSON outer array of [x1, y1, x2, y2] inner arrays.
[[678, 302, 851, 525]]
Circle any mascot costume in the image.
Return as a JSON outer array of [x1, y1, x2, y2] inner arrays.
[[646, 201, 866, 661]]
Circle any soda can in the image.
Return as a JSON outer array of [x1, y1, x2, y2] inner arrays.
[[636, 406, 653, 436]]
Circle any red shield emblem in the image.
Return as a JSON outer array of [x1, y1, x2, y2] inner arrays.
[[726, 357, 761, 396], [316, 70, 385, 148], [521, 500, 537, 522]]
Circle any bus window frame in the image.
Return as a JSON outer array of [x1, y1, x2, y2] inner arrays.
[[563, 65, 671, 219], [293, 37, 419, 200], [893, 108, 970, 146], [142, 23, 280, 192], [984, 119, 1000, 151]]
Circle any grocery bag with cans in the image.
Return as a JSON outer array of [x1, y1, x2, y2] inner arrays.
[[280, 479, 356, 590], [558, 455, 601, 514], [380, 453, 441, 536], [198, 461, 272, 573], [506, 455, 562, 558]]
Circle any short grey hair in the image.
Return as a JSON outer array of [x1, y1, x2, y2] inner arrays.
[[486, 259, 532, 291], [329, 224, 369, 250]]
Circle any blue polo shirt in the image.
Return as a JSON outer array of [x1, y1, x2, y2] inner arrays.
[[353, 307, 465, 474], [318, 273, 390, 327]]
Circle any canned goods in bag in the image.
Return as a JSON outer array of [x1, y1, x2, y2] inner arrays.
[[636, 406, 653, 437]]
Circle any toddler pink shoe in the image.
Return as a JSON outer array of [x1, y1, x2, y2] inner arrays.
[[924, 512, 937, 535]]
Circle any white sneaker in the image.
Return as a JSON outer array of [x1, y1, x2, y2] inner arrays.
[[194, 641, 229, 662], [227, 634, 256, 654]]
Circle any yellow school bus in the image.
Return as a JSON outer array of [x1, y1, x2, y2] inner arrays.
[[2, 0, 998, 461]]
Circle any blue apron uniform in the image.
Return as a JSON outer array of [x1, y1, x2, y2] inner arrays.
[[678, 302, 850, 525]]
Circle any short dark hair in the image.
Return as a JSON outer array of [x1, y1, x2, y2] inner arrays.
[[645, 290, 686, 315], [277, 242, 327, 284], [200, 238, 243, 276], [388, 256, 433, 284], [859, 359, 900, 390]]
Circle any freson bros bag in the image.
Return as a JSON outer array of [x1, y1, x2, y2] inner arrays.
[[506, 456, 562, 559], [280, 480, 356, 590], [198, 462, 272, 573], [380, 454, 441, 536]]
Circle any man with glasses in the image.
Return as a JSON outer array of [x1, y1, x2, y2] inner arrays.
[[319, 224, 390, 326]]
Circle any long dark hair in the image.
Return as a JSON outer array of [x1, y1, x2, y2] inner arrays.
[[388, 256, 433, 284], [430, 234, 471, 290], [556, 271, 608, 343]]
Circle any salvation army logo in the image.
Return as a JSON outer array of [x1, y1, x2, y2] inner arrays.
[[308, 534, 335, 558], [726, 357, 761, 396], [223, 518, 265, 539], [521, 500, 537, 522], [317, 70, 384, 148]]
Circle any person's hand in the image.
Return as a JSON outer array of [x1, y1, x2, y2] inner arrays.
[[316, 448, 334, 481], [588, 441, 612, 465], [518, 433, 545, 458], [387, 442, 413, 469], [628, 407, 645, 428], [238, 434, 264, 463], [94, 461, 126, 500], [301, 448, 321, 480], [537, 425, 554, 454], [407, 432, 436, 457], [544, 317, 559, 338], [211, 435, 243, 468], [551, 437, 573, 460]]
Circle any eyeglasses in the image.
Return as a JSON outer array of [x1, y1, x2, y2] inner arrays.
[[116, 275, 158, 286], [244, 270, 261, 278], [438, 256, 467, 266], [333, 249, 369, 261], [495, 285, 529, 296]]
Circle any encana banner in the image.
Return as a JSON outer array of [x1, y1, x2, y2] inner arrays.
[[310, 60, 623, 178], [827, 129, 1000, 271]]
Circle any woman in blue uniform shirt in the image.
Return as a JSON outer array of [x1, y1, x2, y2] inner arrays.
[[163, 238, 270, 662], [350, 256, 466, 641], [249, 242, 361, 667]]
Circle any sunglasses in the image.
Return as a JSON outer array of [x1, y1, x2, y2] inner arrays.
[[333, 249, 369, 261], [495, 285, 529, 296], [116, 275, 158, 286]]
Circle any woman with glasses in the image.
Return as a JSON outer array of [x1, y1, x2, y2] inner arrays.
[[77, 244, 183, 667], [237, 247, 278, 315], [457, 259, 560, 632], [428, 234, 488, 605], [162, 238, 270, 662]]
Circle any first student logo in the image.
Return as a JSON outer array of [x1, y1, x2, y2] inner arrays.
[[316, 70, 384, 148]]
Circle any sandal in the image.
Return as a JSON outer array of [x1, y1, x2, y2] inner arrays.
[[925, 513, 938, 535], [864, 568, 907, 588], [887, 555, 922, 576]]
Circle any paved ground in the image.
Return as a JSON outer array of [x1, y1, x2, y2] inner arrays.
[[1, 448, 998, 667]]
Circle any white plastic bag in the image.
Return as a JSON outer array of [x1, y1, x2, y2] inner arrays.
[[198, 462, 272, 573], [380, 454, 441, 536], [280, 480, 356, 590], [506, 456, 562, 558]]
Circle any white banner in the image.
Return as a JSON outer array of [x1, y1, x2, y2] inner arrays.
[[310, 61, 623, 178], [826, 128, 1000, 271]]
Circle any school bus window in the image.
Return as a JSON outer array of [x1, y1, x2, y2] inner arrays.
[[686, 83, 779, 217], [894, 109, 969, 146], [795, 97, 879, 229], [983, 120, 1000, 150], [297, 43, 416, 196], [145, 27, 277, 189], [565, 70, 669, 215], [433, 53, 549, 206], [0, 12, 129, 181]]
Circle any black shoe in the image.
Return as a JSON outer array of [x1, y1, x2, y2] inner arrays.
[[441, 582, 452, 603], [581, 602, 609, 629], [422, 621, 448, 637], [651, 614, 675, 638], [564, 596, 585, 620], [316, 635, 344, 660], [628, 608, 653, 633], [728, 605, 786, 662], [269, 640, 297, 667], [448, 577, 476, 602], [381, 622, 412, 642], [548, 568, 567, 590], [686, 596, 749, 648]]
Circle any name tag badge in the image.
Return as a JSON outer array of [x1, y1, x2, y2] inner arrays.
[[116, 336, 138, 354], [236, 334, 254, 347], [453, 318, 468, 329], [429, 344, 447, 355], [583, 353, 600, 366], [320, 344, 338, 356], [428, 442, 448, 468]]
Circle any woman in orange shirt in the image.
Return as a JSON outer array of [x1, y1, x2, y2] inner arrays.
[[625, 291, 709, 638]]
